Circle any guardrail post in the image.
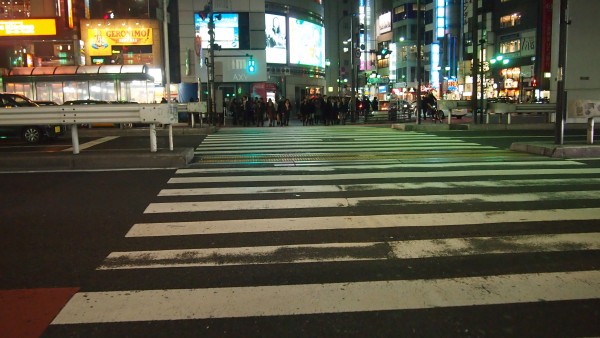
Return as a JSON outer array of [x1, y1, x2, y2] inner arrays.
[[150, 123, 157, 152], [588, 118, 595, 145], [71, 124, 80, 154]]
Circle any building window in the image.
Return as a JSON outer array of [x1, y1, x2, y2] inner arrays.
[[500, 13, 521, 28], [499, 38, 521, 54]]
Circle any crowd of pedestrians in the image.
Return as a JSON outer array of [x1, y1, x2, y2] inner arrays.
[[227, 95, 293, 127], [227, 94, 381, 127]]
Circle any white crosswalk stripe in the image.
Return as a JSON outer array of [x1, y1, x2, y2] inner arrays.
[[50, 127, 600, 333]]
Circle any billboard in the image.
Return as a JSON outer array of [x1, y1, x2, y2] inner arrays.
[[265, 13, 287, 64], [195, 13, 239, 49], [0, 19, 57, 36], [288, 18, 324, 68], [87, 27, 153, 56]]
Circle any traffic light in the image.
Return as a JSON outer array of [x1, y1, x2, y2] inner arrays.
[[247, 58, 256, 73], [531, 77, 538, 87], [380, 47, 390, 56]]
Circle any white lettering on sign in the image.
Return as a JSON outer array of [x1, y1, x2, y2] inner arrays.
[[233, 74, 248, 81], [520, 30, 536, 57]]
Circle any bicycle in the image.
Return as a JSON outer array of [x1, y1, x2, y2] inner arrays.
[[426, 103, 444, 123]]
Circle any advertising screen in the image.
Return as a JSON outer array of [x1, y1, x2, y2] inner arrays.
[[87, 27, 153, 56], [195, 13, 239, 49], [288, 18, 324, 68], [265, 14, 287, 64]]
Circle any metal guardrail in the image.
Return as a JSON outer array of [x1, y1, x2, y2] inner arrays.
[[176, 102, 208, 127], [486, 103, 556, 124], [0, 104, 177, 154], [437, 100, 472, 124], [568, 100, 600, 144]]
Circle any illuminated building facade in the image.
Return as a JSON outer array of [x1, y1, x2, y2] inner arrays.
[[176, 0, 326, 112]]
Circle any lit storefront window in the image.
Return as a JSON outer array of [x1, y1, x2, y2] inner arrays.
[[500, 39, 521, 54]]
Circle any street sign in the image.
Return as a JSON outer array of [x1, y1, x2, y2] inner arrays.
[[354, 49, 361, 58]]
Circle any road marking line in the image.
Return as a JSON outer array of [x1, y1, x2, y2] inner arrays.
[[127, 208, 600, 237], [197, 140, 472, 148], [158, 178, 600, 196], [145, 190, 600, 213], [177, 160, 582, 174], [51, 270, 600, 323], [99, 232, 600, 269], [168, 168, 600, 184], [62, 136, 119, 152], [194, 145, 498, 154]]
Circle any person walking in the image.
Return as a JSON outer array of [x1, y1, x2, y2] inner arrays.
[[254, 97, 265, 127], [266, 98, 276, 127], [281, 98, 292, 126], [242, 95, 252, 126], [300, 98, 308, 126]]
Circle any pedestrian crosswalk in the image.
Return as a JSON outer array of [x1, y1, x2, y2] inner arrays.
[[47, 127, 600, 336]]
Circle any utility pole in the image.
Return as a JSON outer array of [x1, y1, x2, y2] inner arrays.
[[555, 0, 568, 145], [162, 0, 171, 102], [350, 14, 357, 122], [416, 0, 422, 124], [207, 0, 216, 126], [471, 0, 479, 124]]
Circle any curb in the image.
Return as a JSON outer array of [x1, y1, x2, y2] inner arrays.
[[391, 123, 556, 131], [0, 148, 195, 171], [510, 142, 600, 158]]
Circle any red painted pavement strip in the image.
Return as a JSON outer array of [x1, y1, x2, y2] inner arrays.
[[0, 287, 79, 338]]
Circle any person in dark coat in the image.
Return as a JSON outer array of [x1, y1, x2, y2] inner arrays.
[[371, 97, 379, 112]]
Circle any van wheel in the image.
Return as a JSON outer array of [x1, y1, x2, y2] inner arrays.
[[22, 126, 42, 143]]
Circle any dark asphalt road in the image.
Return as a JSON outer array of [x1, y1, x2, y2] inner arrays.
[[1, 125, 600, 337]]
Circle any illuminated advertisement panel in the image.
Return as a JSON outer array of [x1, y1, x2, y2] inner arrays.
[[265, 13, 287, 64], [87, 27, 153, 56], [289, 18, 324, 68], [0, 19, 57, 36], [378, 12, 391, 35], [195, 13, 239, 49]]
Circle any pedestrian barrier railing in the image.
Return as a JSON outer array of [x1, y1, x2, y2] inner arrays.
[[486, 102, 556, 124], [0, 104, 178, 154], [568, 100, 600, 144]]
